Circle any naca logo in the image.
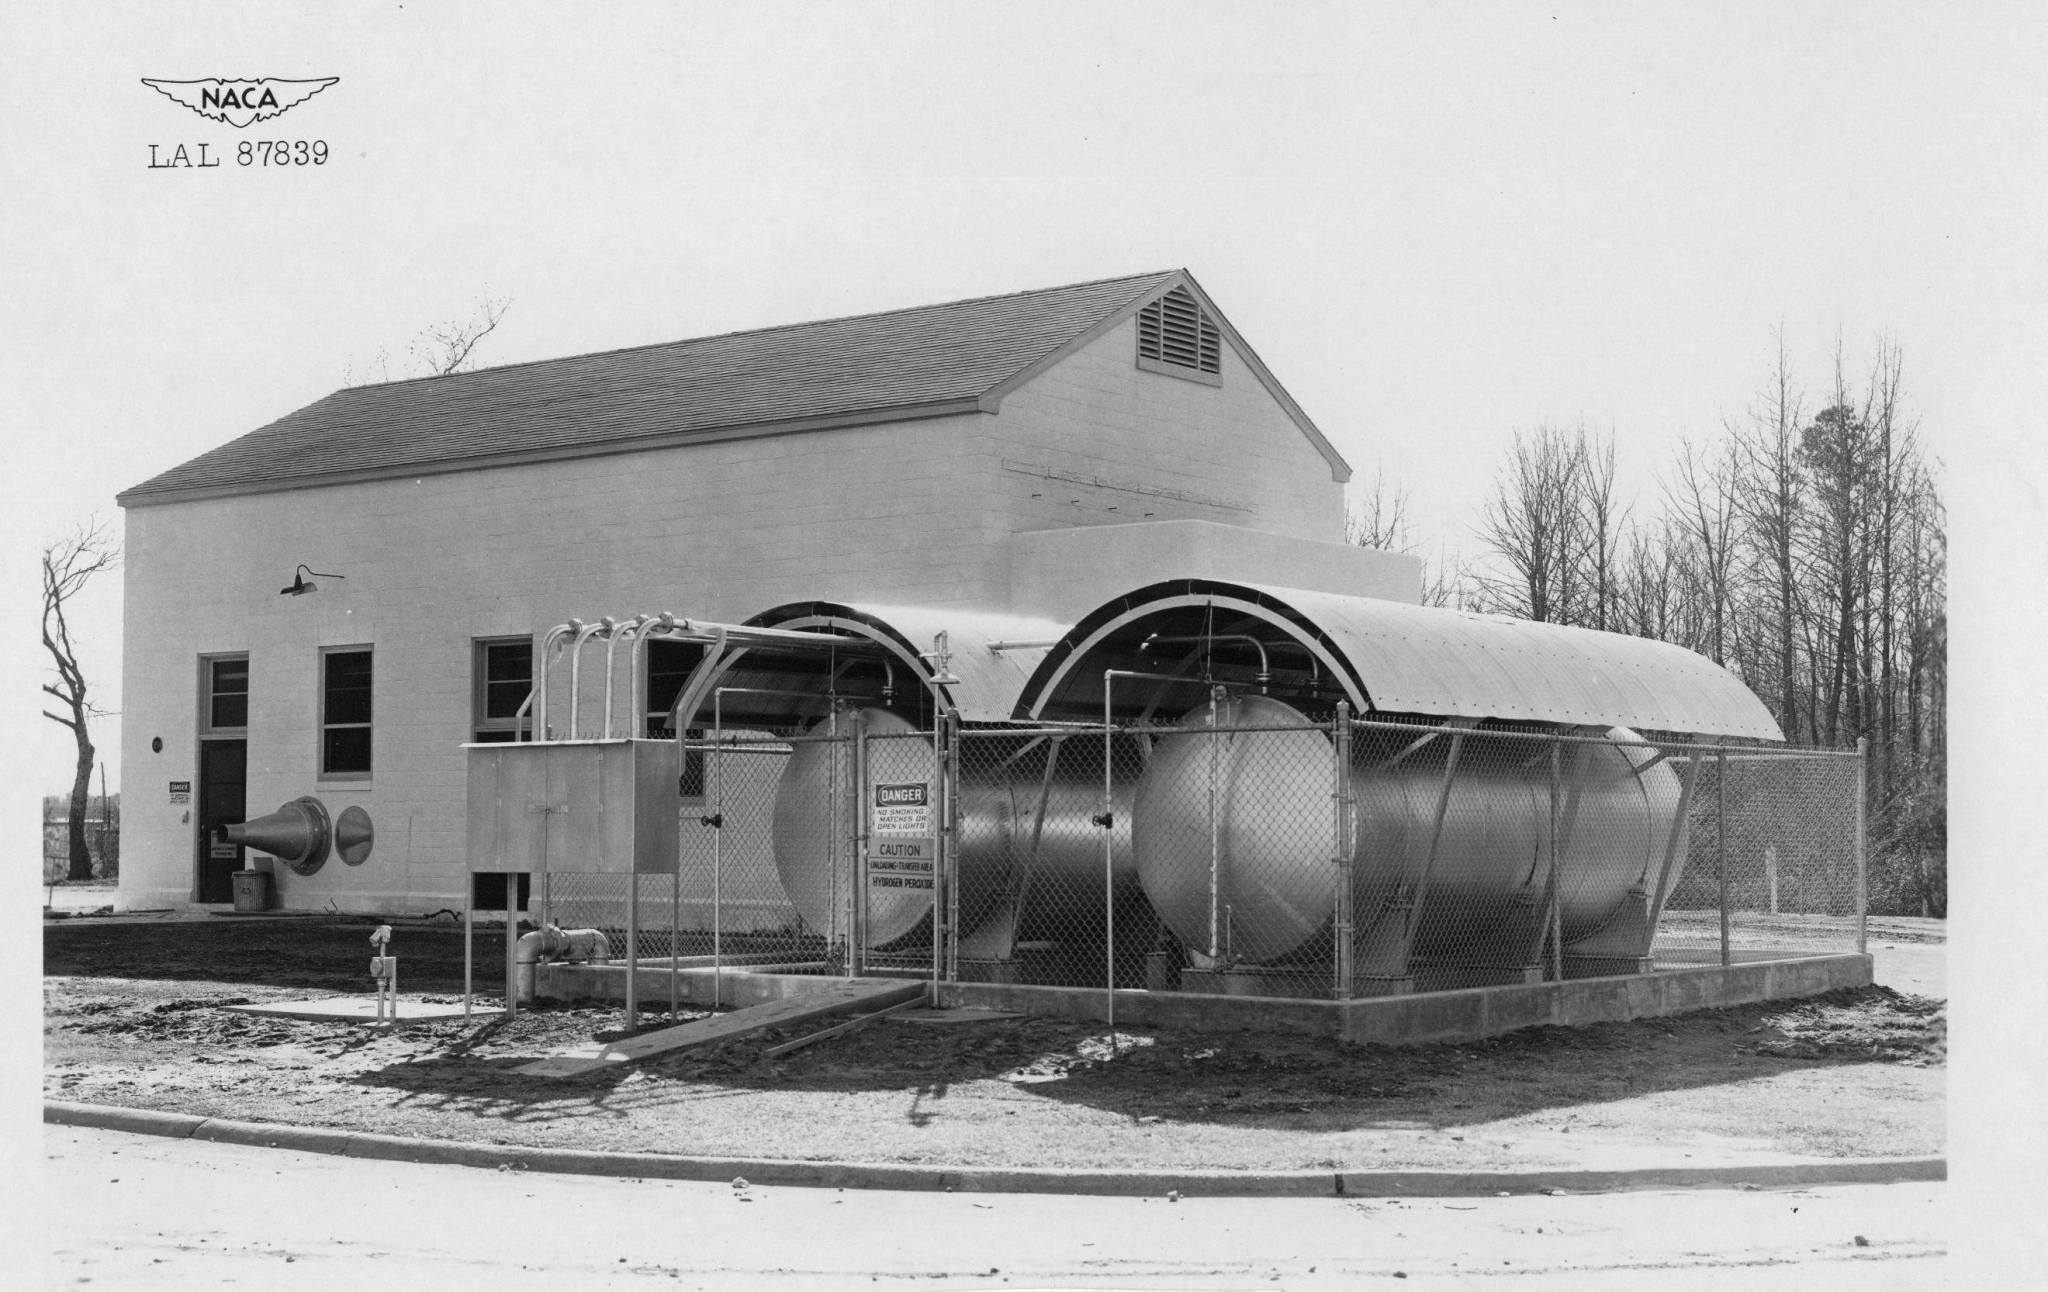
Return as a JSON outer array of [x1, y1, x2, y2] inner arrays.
[[141, 77, 339, 128]]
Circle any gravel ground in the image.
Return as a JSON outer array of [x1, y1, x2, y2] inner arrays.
[[44, 917, 1944, 1173]]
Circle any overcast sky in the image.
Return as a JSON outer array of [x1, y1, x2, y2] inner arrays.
[[2, 1, 2039, 800]]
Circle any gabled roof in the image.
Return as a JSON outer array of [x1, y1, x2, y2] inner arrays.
[[119, 269, 1350, 506]]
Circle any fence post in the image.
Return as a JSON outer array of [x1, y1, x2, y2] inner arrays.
[[1102, 691, 1117, 1043], [1717, 749, 1730, 968], [626, 869, 639, 1031], [1547, 735, 1563, 982], [851, 709, 868, 978], [1207, 685, 1225, 962], [1333, 701, 1353, 1000], [1856, 736, 1869, 957], [945, 708, 962, 984]]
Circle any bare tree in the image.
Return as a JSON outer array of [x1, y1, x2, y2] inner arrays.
[[1575, 429, 1625, 631], [1663, 436, 1740, 665], [1729, 334, 1807, 738], [1343, 463, 1413, 551], [1472, 424, 1587, 623], [42, 521, 120, 881], [411, 296, 513, 376], [345, 297, 514, 384]]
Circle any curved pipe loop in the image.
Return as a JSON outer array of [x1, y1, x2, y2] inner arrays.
[[535, 620, 582, 743]]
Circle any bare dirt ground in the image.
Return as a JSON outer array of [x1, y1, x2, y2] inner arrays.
[[44, 918, 1944, 1174]]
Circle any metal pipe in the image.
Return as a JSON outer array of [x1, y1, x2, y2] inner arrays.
[[986, 639, 1060, 653], [1143, 633, 1272, 690], [511, 926, 615, 1004], [712, 689, 727, 1009], [1096, 668, 1186, 1042], [626, 868, 640, 1030], [851, 708, 869, 977], [1855, 736, 1869, 957], [512, 690, 535, 742], [566, 619, 608, 740], [1207, 685, 1223, 959], [1332, 700, 1353, 999], [1547, 737, 1563, 982], [1717, 749, 1730, 968], [671, 625, 731, 743], [535, 621, 580, 742], [597, 617, 625, 738], [946, 708, 962, 985], [463, 890, 473, 1017], [631, 612, 677, 737], [604, 615, 651, 739], [504, 879, 518, 1018]]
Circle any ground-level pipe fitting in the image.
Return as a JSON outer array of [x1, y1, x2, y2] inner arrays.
[[513, 925, 616, 1003]]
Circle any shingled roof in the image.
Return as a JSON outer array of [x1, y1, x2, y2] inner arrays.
[[119, 269, 1345, 505]]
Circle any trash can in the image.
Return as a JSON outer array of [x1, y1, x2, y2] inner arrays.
[[231, 869, 271, 912]]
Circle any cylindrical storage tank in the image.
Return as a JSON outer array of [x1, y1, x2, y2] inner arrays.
[[1349, 723, 1682, 960], [773, 714, 1147, 955], [773, 708, 940, 950], [955, 732, 1142, 946], [1132, 695, 1337, 964], [1132, 695, 1684, 966]]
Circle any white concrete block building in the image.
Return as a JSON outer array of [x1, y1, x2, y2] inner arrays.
[[118, 270, 1418, 913]]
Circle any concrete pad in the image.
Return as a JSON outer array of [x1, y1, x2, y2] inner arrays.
[[942, 952, 1873, 1047], [220, 997, 505, 1024]]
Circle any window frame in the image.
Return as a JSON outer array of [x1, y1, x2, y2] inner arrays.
[[198, 652, 250, 736], [471, 636, 535, 743], [318, 645, 374, 781]]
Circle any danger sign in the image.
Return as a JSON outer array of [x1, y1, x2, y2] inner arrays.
[[872, 782, 931, 836]]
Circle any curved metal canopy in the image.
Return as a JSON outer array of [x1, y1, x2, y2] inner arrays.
[[746, 601, 1072, 724], [1017, 579, 1784, 740]]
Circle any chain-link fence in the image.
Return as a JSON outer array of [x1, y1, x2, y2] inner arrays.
[[529, 706, 1866, 1006]]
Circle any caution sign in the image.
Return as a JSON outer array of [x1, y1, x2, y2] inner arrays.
[[869, 862, 934, 891], [872, 782, 930, 836], [868, 836, 934, 891]]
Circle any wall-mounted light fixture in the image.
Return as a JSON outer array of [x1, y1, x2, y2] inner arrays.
[[280, 565, 346, 596]]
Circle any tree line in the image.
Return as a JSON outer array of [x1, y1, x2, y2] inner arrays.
[[1354, 336, 1946, 917]]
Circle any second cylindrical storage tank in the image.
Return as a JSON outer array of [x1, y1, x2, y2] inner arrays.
[[1132, 694, 1685, 969]]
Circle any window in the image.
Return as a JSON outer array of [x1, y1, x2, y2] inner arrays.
[[200, 654, 248, 733], [1136, 286, 1222, 384], [472, 637, 534, 742], [644, 639, 703, 739], [320, 647, 373, 777]]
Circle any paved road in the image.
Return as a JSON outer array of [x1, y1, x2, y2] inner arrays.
[[36, 1125, 1943, 1290]]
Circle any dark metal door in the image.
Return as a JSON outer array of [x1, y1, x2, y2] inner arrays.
[[196, 739, 246, 902]]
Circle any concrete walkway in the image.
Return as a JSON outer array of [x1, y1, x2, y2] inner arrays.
[[44, 1100, 1944, 1198], [36, 1122, 1948, 1290]]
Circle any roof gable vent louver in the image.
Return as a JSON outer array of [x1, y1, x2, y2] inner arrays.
[[1136, 286, 1221, 384]]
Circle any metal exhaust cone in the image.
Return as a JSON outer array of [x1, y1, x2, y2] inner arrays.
[[223, 796, 333, 875], [335, 805, 374, 866]]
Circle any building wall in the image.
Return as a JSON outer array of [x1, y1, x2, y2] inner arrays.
[[979, 314, 1346, 551], [120, 325, 1354, 913]]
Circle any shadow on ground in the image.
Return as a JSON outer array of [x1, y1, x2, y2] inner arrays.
[[46, 918, 1944, 1141]]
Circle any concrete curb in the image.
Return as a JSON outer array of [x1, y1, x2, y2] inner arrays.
[[43, 1100, 1946, 1198]]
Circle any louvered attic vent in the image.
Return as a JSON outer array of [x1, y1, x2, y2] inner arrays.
[[1136, 287, 1222, 385]]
